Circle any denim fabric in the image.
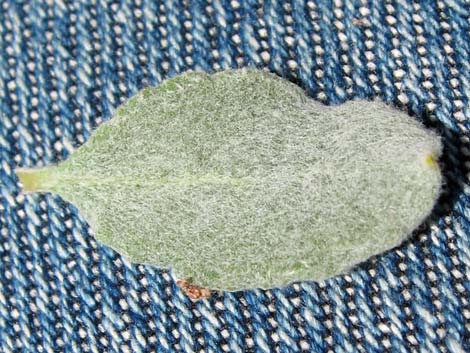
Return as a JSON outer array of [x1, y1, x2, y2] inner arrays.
[[0, 1, 469, 352]]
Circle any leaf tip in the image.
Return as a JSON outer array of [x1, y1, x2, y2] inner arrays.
[[424, 153, 439, 170]]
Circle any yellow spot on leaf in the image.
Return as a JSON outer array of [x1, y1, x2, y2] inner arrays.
[[425, 154, 438, 170]]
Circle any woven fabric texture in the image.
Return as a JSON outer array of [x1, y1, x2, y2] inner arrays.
[[0, 0, 469, 352]]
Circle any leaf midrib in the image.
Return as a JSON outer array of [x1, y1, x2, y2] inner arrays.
[[45, 172, 254, 189]]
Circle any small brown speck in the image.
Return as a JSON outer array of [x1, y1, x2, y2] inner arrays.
[[177, 278, 212, 300]]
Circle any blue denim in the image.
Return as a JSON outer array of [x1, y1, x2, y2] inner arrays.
[[0, 0, 469, 352]]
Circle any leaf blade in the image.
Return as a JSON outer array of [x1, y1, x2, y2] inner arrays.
[[18, 69, 443, 290]]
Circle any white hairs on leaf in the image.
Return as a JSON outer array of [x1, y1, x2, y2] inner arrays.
[[17, 69, 442, 291]]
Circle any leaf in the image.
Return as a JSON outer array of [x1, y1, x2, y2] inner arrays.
[[17, 70, 442, 290]]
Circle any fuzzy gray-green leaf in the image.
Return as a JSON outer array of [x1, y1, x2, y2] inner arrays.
[[17, 69, 442, 290]]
